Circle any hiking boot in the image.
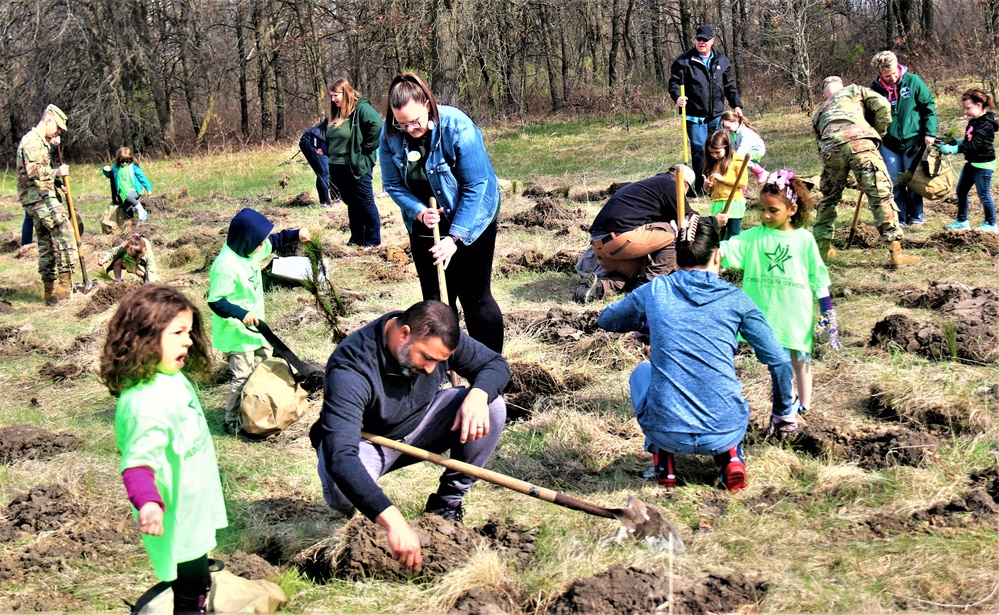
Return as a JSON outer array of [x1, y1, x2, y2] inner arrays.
[[888, 241, 919, 269], [816, 239, 837, 262], [944, 220, 970, 231], [43, 279, 56, 306], [572, 273, 604, 305], [715, 446, 747, 492], [54, 273, 73, 300], [424, 493, 464, 523]]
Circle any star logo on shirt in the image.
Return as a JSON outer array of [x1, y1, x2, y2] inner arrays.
[[765, 243, 792, 274]]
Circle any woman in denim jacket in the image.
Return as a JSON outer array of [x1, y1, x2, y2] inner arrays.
[[379, 72, 504, 352]]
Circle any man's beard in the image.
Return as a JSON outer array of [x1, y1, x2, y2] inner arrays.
[[395, 337, 417, 376]]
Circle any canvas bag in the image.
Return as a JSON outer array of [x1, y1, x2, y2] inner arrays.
[[129, 561, 286, 614], [905, 144, 957, 201], [101, 201, 127, 234], [238, 321, 318, 436]]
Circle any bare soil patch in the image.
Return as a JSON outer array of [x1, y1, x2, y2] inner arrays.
[[285, 192, 316, 208], [475, 518, 539, 568], [448, 586, 519, 615], [514, 249, 580, 274], [783, 413, 940, 470], [0, 484, 77, 541], [169, 244, 202, 267], [166, 226, 224, 252], [509, 198, 583, 228], [75, 280, 141, 318], [0, 324, 44, 358], [504, 362, 589, 421], [225, 551, 280, 580], [38, 360, 86, 382], [547, 565, 767, 614], [0, 231, 21, 253], [522, 307, 603, 344], [0, 425, 82, 464], [924, 229, 999, 256], [868, 382, 975, 435], [833, 222, 881, 249]]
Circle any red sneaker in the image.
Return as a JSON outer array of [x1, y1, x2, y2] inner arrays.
[[656, 451, 677, 488], [721, 447, 747, 492]]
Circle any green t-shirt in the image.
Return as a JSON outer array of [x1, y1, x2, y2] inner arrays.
[[208, 240, 272, 352], [711, 197, 747, 220], [118, 163, 137, 201], [116, 371, 227, 581], [720, 225, 831, 353], [326, 119, 352, 162], [404, 133, 433, 207]]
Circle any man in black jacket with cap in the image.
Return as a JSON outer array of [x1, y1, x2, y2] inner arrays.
[[668, 25, 744, 192]]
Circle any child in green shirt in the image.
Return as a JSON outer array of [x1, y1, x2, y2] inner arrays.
[[99, 284, 224, 613], [207, 208, 310, 435], [720, 169, 840, 431]]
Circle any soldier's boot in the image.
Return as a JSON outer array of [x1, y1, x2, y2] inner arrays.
[[43, 280, 57, 306], [816, 239, 838, 262], [54, 273, 74, 300], [888, 241, 919, 269]]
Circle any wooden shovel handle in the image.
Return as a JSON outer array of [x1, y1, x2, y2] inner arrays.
[[846, 190, 865, 249], [720, 155, 751, 216], [428, 197, 449, 304], [361, 432, 615, 519]]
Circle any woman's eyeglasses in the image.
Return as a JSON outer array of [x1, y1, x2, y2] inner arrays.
[[393, 118, 423, 131]]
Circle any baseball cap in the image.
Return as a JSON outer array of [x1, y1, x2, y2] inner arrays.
[[45, 104, 67, 130], [695, 25, 715, 41], [670, 164, 695, 184]]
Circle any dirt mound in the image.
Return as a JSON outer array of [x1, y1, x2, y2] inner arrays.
[[868, 382, 974, 435], [548, 566, 767, 615], [925, 229, 999, 256], [38, 361, 86, 382], [568, 181, 631, 203], [297, 513, 484, 582], [509, 198, 582, 228], [522, 184, 567, 199], [285, 192, 316, 207], [143, 194, 169, 212], [169, 244, 202, 267], [863, 488, 999, 538], [0, 230, 21, 253], [225, 551, 280, 580], [0, 324, 45, 358], [898, 282, 999, 324], [971, 466, 999, 500], [76, 280, 141, 317], [833, 222, 881, 249], [382, 245, 411, 264], [0, 514, 135, 583], [167, 227, 224, 251], [475, 518, 539, 568], [870, 312, 999, 364], [504, 362, 588, 421], [447, 586, 518, 615], [790, 415, 939, 470], [0, 484, 77, 542], [517, 250, 579, 274], [183, 211, 230, 227], [0, 424, 82, 464], [523, 307, 602, 344]]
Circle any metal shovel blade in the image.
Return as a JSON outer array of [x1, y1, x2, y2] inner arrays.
[[609, 495, 686, 553]]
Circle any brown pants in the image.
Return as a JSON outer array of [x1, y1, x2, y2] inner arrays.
[[591, 223, 676, 294]]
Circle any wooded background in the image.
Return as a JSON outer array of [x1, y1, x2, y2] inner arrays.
[[2, 0, 996, 162]]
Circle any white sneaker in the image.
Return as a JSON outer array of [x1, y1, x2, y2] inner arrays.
[[134, 204, 147, 221]]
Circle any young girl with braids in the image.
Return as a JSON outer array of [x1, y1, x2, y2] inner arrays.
[[100, 285, 225, 614], [702, 129, 749, 240], [720, 169, 840, 431], [598, 214, 795, 491]]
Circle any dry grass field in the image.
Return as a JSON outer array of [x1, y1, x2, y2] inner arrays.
[[1, 90, 998, 613]]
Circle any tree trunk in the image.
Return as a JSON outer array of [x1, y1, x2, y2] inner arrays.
[[608, 0, 622, 88], [236, 0, 250, 137]]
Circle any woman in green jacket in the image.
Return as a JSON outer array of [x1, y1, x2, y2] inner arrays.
[[319, 78, 384, 248]]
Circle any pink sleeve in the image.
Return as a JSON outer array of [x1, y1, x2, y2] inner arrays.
[[122, 465, 165, 511]]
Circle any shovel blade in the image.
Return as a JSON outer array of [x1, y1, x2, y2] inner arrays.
[[73, 281, 98, 294], [611, 495, 686, 553]]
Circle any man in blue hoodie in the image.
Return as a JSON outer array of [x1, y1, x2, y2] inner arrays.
[[598, 214, 794, 491], [208, 208, 310, 434]]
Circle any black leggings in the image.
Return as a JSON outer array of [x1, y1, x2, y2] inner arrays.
[[173, 554, 211, 614], [410, 219, 504, 353]]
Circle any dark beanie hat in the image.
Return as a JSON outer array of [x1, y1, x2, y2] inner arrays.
[[226, 208, 274, 257], [696, 25, 715, 40]]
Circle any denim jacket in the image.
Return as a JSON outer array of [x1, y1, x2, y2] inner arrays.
[[379, 105, 500, 244]]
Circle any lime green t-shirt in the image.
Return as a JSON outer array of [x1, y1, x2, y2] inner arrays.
[[720, 225, 831, 353], [208, 241, 272, 352], [116, 371, 227, 581], [711, 197, 747, 220]]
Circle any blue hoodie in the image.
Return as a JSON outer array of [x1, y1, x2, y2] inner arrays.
[[599, 269, 793, 436], [207, 208, 300, 352]]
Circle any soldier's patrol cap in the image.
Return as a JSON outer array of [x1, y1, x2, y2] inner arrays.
[[45, 104, 67, 130]]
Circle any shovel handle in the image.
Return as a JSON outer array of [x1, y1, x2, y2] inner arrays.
[[720, 155, 751, 215], [428, 197, 449, 305], [57, 146, 91, 288], [361, 432, 615, 519], [846, 190, 864, 249]]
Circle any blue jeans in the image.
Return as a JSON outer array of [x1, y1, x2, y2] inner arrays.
[[330, 164, 381, 246], [629, 361, 744, 456], [299, 141, 331, 204], [720, 217, 741, 241], [688, 117, 721, 192], [21, 213, 33, 245], [956, 164, 996, 225], [879, 144, 924, 224]]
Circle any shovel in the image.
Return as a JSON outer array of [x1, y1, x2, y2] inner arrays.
[[720, 155, 752, 216], [57, 145, 96, 293], [845, 190, 865, 249], [361, 431, 686, 553], [427, 197, 449, 305]]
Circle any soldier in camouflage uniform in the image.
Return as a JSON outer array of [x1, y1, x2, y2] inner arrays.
[[17, 104, 78, 304], [811, 77, 919, 268]]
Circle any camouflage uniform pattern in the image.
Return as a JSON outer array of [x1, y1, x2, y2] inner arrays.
[[17, 127, 77, 281], [811, 84, 903, 243]]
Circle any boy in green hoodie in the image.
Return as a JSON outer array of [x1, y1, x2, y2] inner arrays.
[[208, 208, 311, 434]]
